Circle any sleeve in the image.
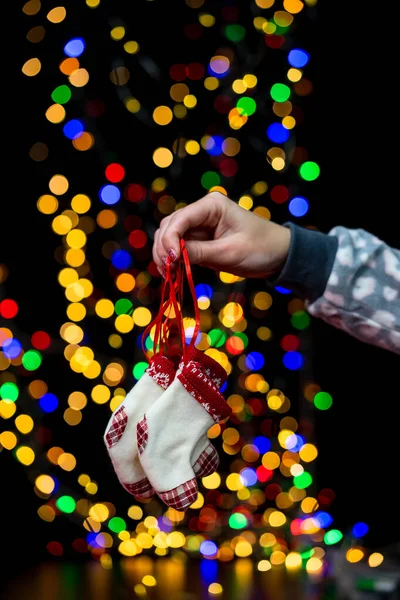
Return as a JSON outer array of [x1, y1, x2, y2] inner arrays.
[[307, 227, 400, 354], [271, 223, 400, 354]]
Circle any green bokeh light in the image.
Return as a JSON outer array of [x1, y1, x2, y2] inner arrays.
[[51, 85, 72, 104], [270, 83, 291, 102], [56, 495, 76, 514], [236, 97, 257, 116], [201, 171, 220, 190], [299, 161, 320, 181], [115, 299, 133, 315], [22, 350, 42, 371], [133, 361, 148, 380], [293, 471, 312, 489], [0, 382, 19, 402], [225, 24, 246, 42], [314, 391, 333, 410], [290, 311, 310, 330], [229, 513, 248, 529], [108, 517, 126, 533], [208, 329, 227, 348], [324, 529, 343, 545]]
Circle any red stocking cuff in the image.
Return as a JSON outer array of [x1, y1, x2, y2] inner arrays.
[[178, 363, 231, 422], [146, 355, 176, 390], [183, 346, 227, 388]]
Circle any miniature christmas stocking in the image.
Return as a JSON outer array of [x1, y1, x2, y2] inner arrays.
[[104, 353, 176, 499], [184, 346, 228, 479], [137, 357, 231, 510]]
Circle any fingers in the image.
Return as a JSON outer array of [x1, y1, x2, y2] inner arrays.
[[158, 194, 223, 260]]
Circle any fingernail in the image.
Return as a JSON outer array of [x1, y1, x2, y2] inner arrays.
[[168, 249, 177, 262]]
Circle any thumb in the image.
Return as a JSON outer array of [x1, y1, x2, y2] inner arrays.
[[184, 238, 225, 267]]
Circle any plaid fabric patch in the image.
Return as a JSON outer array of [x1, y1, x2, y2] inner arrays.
[[123, 477, 154, 499], [159, 477, 198, 511], [105, 405, 128, 448], [193, 444, 219, 478], [136, 416, 149, 455]]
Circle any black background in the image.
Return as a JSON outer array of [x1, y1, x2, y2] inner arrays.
[[3, 0, 399, 582]]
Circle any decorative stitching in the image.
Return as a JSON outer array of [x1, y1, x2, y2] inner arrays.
[[136, 416, 149, 455], [158, 477, 198, 510]]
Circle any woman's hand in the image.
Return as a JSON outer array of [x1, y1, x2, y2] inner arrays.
[[153, 192, 291, 279]]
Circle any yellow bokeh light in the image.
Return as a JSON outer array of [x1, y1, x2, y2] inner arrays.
[[16, 446, 35, 465], [202, 472, 221, 489], [368, 552, 384, 567], [185, 140, 200, 155], [301, 496, 319, 513], [243, 74, 257, 88], [66, 229, 87, 249], [125, 97, 141, 113], [268, 395, 283, 410], [142, 575, 157, 587], [235, 540, 252, 557], [35, 474, 55, 494], [49, 174, 69, 195], [166, 531, 185, 548], [306, 557, 323, 574], [38, 505, 56, 522], [0, 402, 16, 420], [96, 299, 114, 318], [45, 104, 66, 124], [71, 194, 91, 214], [299, 443, 318, 462], [189, 492, 204, 509], [89, 503, 109, 522], [346, 548, 364, 563], [153, 147, 173, 168], [91, 385, 111, 404], [208, 583, 223, 595], [199, 14, 215, 27], [69, 69, 90, 87], [283, 0, 304, 13], [238, 195, 253, 210], [111, 26, 125, 40], [86, 0, 100, 7], [256, 0, 275, 6], [253, 291, 272, 310], [115, 314, 134, 333], [269, 511, 286, 527], [124, 41, 139, 54], [262, 452, 280, 470], [286, 552, 302, 569], [65, 249, 85, 267], [22, 58, 41, 76], [226, 473, 244, 491], [288, 67, 302, 82], [67, 302, 86, 322], [119, 540, 137, 556], [58, 452, 77, 471], [47, 7, 66, 23], [153, 106, 173, 126], [23, 0, 41, 15], [0, 431, 17, 450], [68, 391, 87, 410], [58, 268, 78, 287], [64, 408, 82, 426], [15, 414, 34, 434], [37, 194, 59, 214], [170, 83, 189, 102], [282, 116, 296, 130], [257, 559, 272, 571], [232, 79, 247, 94], [204, 77, 219, 90], [116, 273, 135, 292], [133, 307, 151, 327]]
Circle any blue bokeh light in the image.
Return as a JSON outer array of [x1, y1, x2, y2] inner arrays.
[[111, 249, 132, 270], [99, 184, 121, 205], [200, 540, 218, 557], [63, 119, 84, 140], [253, 436, 271, 454], [39, 393, 59, 413], [204, 136, 224, 156], [195, 284, 213, 299], [2, 338, 22, 359], [315, 511, 334, 528], [240, 468, 258, 487], [289, 196, 309, 217], [283, 351, 304, 370], [64, 37, 86, 58], [245, 351, 264, 370], [352, 522, 369, 538], [288, 48, 310, 68], [267, 123, 290, 144], [275, 286, 291, 294]]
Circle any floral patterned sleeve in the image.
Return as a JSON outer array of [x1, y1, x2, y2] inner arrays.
[[307, 227, 400, 355]]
